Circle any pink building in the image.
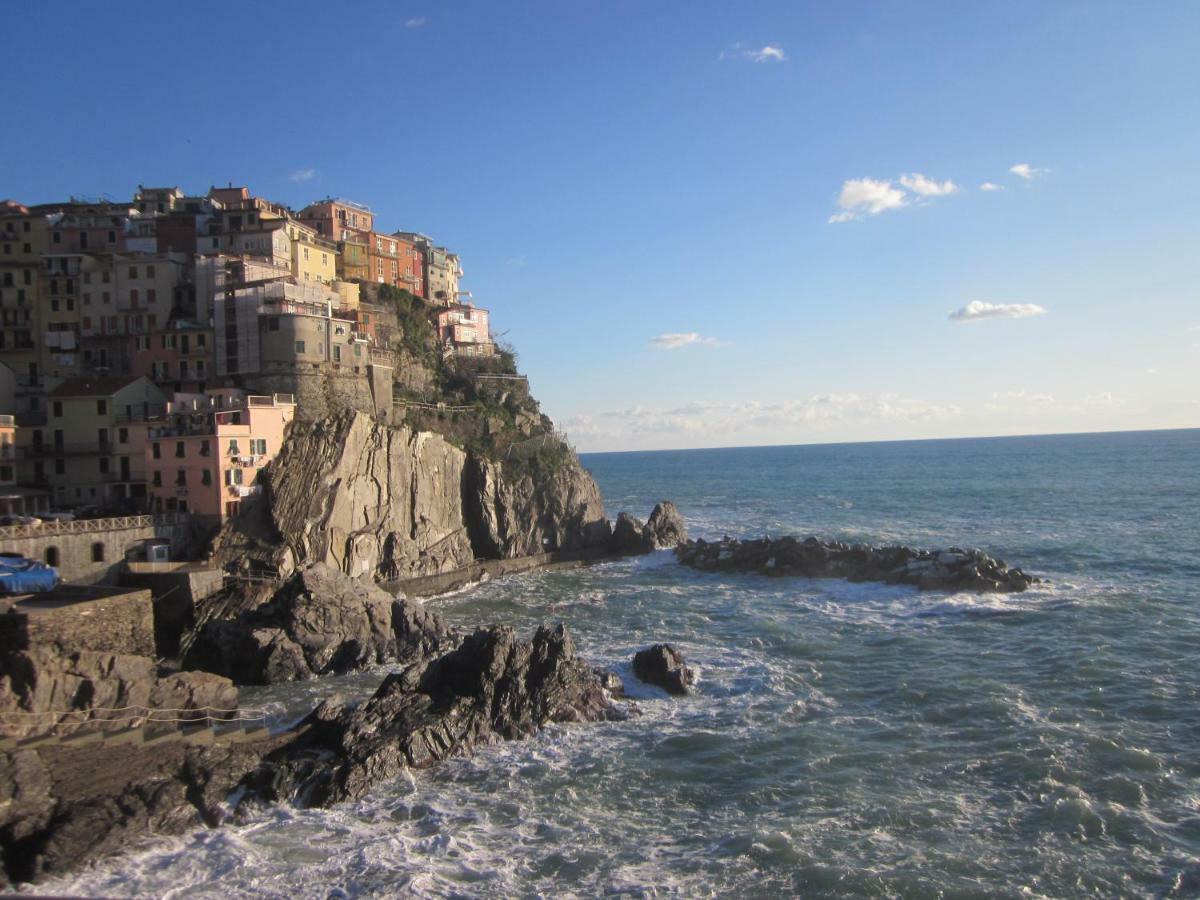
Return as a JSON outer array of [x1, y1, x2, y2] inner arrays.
[[144, 390, 295, 525], [435, 304, 494, 357]]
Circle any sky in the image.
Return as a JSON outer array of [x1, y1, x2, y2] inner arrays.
[[6, 1, 1199, 451]]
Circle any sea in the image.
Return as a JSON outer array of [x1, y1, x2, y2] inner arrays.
[[38, 429, 1200, 898]]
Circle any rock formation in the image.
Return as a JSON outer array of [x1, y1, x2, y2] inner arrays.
[[246, 623, 622, 807], [0, 621, 626, 887], [611, 501, 689, 555], [183, 563, 455, 685], [677, 536, 1037, 592], [213, 411, 612, 582], [0, 647, 239, 739], [632, 644, 695, 696]]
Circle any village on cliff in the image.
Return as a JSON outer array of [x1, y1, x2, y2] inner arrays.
[[0, 185, 502, 563]]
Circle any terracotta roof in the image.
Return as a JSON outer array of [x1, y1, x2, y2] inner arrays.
[[48, 375, 144, 398]]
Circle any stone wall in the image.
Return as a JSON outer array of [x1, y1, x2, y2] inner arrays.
[[120, 563, 225, 657], [0, 514, 191, 584], [0, 587, 156, 656]]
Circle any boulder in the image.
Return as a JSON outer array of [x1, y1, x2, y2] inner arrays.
[[644, 501, 687, 549], [612, 512, 652, 555], [632, 644, 695, 696], [183, 563, 456, 685]]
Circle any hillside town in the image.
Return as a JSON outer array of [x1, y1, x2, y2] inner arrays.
[[0, 185, 497, 534]]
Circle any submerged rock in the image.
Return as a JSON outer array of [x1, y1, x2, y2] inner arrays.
[[183, 563, 456, 684], [632, 643, 695, 696], [676, 536, 1037, 592]]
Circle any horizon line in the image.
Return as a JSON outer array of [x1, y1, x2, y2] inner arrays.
[[575, 424, 1199, 456]]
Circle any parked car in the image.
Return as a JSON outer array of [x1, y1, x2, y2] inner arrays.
[[36, 510, 76, 523], [0, 515, 40, 526]]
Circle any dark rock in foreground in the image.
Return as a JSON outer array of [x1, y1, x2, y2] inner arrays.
[[1, 622, 624, 887], [676, 536, 1037, 592], [612, 501, 689, 555], [247, 623, 623, 807], [183, 563, 456, 684], [632, 644, 695, 696]]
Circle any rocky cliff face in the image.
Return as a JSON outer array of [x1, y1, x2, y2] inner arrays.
[[216, 410, 611, 582]]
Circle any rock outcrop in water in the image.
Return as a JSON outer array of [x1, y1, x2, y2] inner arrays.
[[183, 563, 455, 685], [611, 501, 689, 555], [676, 536, 1037, 592], [213, 411, 613, 583], [632, 644, 695, 696], [246, 623, 623, 807]]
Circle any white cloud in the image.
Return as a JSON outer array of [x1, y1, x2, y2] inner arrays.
[[829, 177, 907, 223], [720, 42, 787, 63], [1009, 163, 1046, 180], [949, 301, 1048, 322], [651, 332, 720, 350], [405, 17, 427, 28], [289, 168, 317, 183], [1082, 391, 1126, 408], [980, 182, 1003, 192], [899, 173, 958, 197], [985, 391, 1056, 413], [562, 393, 962, 443]]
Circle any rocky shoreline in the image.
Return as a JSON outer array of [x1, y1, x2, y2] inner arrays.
[[676, 535, 1038, 592]]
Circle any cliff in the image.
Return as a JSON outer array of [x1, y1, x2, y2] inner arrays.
[[214, 410, 611, 582]]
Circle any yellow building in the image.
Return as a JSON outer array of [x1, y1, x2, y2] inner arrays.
[[286, 219, 338, 285]]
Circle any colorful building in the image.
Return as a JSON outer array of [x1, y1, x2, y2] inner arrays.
[[435, 304, 494, 357], [298, 198, 374, 242], [144, 390, 295, 524]]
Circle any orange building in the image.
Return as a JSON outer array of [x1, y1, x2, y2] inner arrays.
[[366, 232, 423, 295], [298, 198, 374, 242]]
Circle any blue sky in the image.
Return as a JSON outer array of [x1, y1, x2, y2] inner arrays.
[[7, 1, 1199, 450]]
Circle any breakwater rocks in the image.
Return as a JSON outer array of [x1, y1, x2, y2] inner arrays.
[[184, 563, 455, 685], [676, 536, 1037, 592]]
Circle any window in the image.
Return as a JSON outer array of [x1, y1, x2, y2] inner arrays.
[[268, 317, 280, 331], [225, 501, 240, 519], [53, 232, 61, 244], [152, 442, 161, 459], [128, 266, 138, 279], [52, 401, 62, 417], [108, 230, 116, 243], [45, 547, 59, 566], [55, 459, 66, 475], [227, 439, 239, 455], [333, 345, 341, 362], [201, 469, 212, 486], [119, 427, 128, 443], [176, 469, 187, 486], [175, 441, 185, 458], [98, 457, 109, 474], [146, 265, 156, 278], [152, 471, 162, 486], [97, 400, 107, 415], [251, 438, 267, 455], [200, 439, 210, 457], [295, 340, 305, 354], [91, 542, 105, 563], [147, 289, 157, 304], [129, 289, 139, 306]]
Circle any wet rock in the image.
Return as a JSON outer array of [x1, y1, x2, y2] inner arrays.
[[644, 501, 687, 549], [611, 501, 688, 555], [612, 512, 652, 555], [632, 644, 695, 696], [252, 623, 620, 806], [183, 563, 456, 684], [676, 537, 1037, 593]]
